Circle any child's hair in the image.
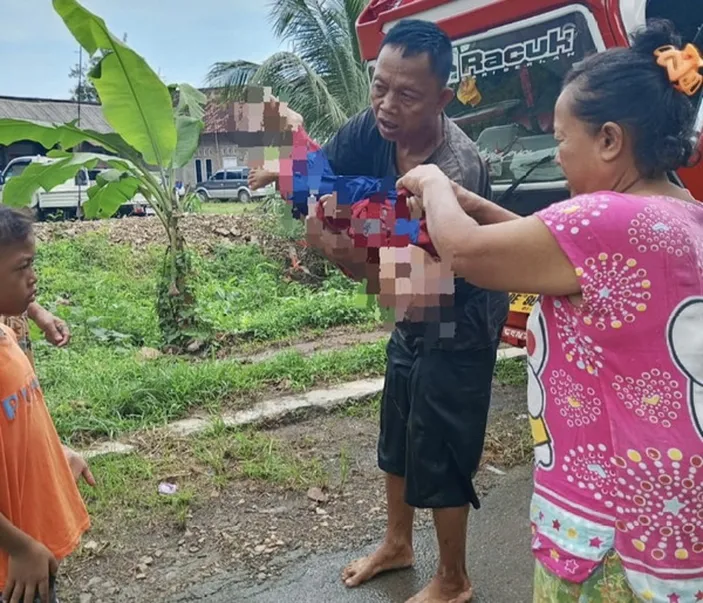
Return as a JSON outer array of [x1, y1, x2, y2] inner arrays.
[[0, 206, 33, 248]]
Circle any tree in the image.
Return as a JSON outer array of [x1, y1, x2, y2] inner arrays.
[[69, 33, 128, 102], [0, 0, 206, 348], [206, 0, 371, 143]]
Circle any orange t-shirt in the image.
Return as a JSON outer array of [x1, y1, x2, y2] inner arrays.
[[0, 324, 90, 588]]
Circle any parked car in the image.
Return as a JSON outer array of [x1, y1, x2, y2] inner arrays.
[[195, 167, 273, 202]]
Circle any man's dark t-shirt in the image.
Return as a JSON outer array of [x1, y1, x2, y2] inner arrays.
[[322, 107, 509, 350]]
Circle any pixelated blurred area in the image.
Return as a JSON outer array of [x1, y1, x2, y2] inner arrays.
[[235, 85, 457, 334], [235, 86, 296, 173]]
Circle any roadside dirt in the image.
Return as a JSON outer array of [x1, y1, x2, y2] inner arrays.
[[34, 211, 330, 282], [58, 384, 530, 603]]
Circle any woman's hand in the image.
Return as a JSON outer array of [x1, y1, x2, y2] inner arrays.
[[396, 164, 448, 199], [451, 182, 486, 217]]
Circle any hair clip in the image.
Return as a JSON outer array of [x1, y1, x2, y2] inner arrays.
[[654, 43, 703, 96]]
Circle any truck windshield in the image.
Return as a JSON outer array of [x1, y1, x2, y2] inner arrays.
[[444, 9, 600, 188]]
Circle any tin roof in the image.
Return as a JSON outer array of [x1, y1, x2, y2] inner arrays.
[[0, 95, 112, 133], [0, 93, 263, 138]]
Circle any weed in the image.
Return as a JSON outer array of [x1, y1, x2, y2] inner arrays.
[[494, 357, 527, 386]]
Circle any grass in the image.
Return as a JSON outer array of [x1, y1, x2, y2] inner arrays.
[[44, 340, 386, 443], [31, 231, 380, 441], [77, 425, 328, 531], [494, 357, 527, 386]]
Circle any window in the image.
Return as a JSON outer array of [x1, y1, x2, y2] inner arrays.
[[4, 161, 29, 180], [226, 171, 242, 180], [195, 159, 203, 183], [206, 159, 213, 179], [213, 171, 224, 180], [444, 10, 600, 187]]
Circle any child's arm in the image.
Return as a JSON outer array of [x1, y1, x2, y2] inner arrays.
[[0, 512, 57, 603], [26, 302, 70, 348]]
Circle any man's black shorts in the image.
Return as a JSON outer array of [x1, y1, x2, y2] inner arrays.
[[377, 329, 499, 510]]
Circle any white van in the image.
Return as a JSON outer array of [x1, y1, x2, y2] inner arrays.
[[0, 155, 152, 220]]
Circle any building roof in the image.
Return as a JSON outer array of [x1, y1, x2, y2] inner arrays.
[[0, 95, 112, 133], [0, 93, 265, 138]]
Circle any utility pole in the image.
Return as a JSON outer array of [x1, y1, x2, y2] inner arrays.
[[76, 45, 84, 219]]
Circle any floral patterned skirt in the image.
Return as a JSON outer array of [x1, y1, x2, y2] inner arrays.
[[534, 551, 637, 602], [0, 313, 34, 367]]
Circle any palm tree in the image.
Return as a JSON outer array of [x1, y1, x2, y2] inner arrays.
[[206, 0, 371, 142]]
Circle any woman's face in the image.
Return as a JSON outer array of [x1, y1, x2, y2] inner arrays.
[[553, 85, 629, 197]]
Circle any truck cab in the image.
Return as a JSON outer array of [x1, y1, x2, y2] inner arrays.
[[0, 156, 153, 220], [0, 155, 90, 220], [356, 0, 703, 345]]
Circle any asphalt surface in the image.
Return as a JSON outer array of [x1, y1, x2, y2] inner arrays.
[[177, 464, 535, 603]]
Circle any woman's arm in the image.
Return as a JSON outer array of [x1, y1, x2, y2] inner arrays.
[[452, 182, 521, 225], [400, 167, 580, 296]]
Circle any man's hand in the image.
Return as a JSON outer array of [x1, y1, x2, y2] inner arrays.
[[4, 538, 58, 603], [63, 446, 96, 487], [248, 167, 276, 191], [29, 305, 70, 348]]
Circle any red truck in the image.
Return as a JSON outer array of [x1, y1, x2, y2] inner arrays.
[[356, 0, 703, 346]]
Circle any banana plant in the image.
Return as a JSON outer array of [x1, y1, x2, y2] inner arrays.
[[0, 0, 208, 346]]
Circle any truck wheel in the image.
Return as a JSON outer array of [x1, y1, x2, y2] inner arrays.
[[196, 190, 210, 202], [238, 189, 251, 203]]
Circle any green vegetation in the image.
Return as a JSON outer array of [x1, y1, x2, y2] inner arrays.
[[33, 232, 381, 442], [79, 425, 326, 529], [0, 0, 211, 346]]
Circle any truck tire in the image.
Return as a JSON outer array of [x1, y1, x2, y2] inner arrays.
[[238, 189, 251, 203]]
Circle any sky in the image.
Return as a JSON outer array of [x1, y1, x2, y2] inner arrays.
[[0, 0, 287, 99]]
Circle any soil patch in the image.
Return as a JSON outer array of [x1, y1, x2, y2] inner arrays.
[[59, 384, 530, 602]]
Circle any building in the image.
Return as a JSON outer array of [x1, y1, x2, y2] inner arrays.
[[0, 93, 263, 188], [0, 95, 110, 166]]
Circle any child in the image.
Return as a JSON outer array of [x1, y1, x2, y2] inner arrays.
[[0, 206, 92, 603]]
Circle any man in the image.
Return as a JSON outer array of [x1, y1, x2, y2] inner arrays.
[[252, 20, 508, 603]]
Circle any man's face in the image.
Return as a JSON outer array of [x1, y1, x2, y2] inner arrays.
[[371, 45, 453, 144], [0, 236, 37, 316]]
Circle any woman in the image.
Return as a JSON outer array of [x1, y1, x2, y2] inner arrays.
[[397, 20, 703, 602]]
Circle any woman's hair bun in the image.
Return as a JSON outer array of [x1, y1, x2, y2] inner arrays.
[[630, 19, 684, 59]]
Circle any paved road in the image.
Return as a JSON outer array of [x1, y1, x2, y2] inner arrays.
[[178, 465, 535, 603]]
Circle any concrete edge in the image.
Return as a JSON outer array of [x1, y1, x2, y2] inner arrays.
[[80, 348, 526, 460]]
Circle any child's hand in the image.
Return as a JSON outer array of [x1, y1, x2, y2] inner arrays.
[[63, 446, 96, 487], [33, 310, 70, 348], [4, 539, 58, 603]]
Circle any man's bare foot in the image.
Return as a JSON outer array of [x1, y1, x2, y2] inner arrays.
[[405, 574, 473, 603], [341, 541, 414, 587]]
